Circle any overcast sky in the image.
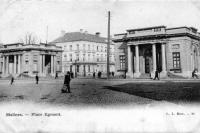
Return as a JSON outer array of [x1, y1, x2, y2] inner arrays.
[[0, 0, 200, 44]]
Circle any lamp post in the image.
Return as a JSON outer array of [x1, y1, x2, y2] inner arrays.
[[75, 59, 77, 78]]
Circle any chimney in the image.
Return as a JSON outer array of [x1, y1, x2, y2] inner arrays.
[[80, 29, 83, 33], [95, 32, 100, 37], [61, 30, 65, 36]]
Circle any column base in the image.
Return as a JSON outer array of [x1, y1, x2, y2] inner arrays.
[[126, 72, 134, 78], [133, 72, 141, 78], [160, 71, 167, 78]]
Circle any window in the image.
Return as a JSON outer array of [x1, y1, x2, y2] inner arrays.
[[83, 44, 86, 51], [172, 52, 181, 68], [154, 28, 161, 32], [97, 46, 98, 51], [83, 54, 85, 61], [76, 54, 79, 61], [88, 45, 90, 51], [97, 54, 99, 62], [120, 55, 125, 70], [70, 54, 72, 61], [88, 65, 90, 72], [88, 54, 90, 61], [77, 65, 79, 72], [64, 54, 67, 61], [70, 45, 72, 50], [77, 44, 79, 51]]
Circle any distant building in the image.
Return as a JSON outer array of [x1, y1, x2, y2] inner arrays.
[[52, 31, 115, 77], [113, 26, 200, 78], [0, 43, 62, 77]]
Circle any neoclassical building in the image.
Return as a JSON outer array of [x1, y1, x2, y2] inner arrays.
[[113, 26, 200, 78], [0, 43, 62, 77], [52, 31, 115, 77]]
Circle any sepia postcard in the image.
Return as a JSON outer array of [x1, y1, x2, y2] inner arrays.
[[0, 0, 200, 133]]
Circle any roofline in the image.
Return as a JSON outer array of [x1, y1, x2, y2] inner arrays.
[[114, 33, 127, 36], [166, 26, 191, 30], [4, 43, 23, 46], [127, 25, 166, 32]]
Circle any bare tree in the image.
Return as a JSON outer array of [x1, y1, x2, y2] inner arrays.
[[19, 32, 39, 45]]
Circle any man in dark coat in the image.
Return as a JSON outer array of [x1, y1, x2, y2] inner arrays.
[[62, 71, 71, 93], [192, 69, 199, 79], [153, 70, 159, 80], [93, 72, 95, 78], [35, 74, 39, 84], [10, 75, 14, 85]]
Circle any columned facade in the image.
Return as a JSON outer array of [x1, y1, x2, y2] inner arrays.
[[0, 43, 62, 78]]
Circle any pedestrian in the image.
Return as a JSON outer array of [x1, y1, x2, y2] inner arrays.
[[93, 72, 95, 78], [62, 71, 71, 93], [112, 72, 115, 77], [35, 74, 39, 84], [99, 71, 102, 78], [10, 75, 14, 85], [55, 72, 58, 79], [153, 70, 159, 80], [71, 72, 74, 78], [192, 69, 199, 79]]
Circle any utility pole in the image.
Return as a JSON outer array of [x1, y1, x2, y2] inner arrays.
[[46, 26, 48, 44], [107, 11, 111, 79]]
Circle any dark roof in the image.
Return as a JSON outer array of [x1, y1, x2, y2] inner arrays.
[[52, 32, 107, 43]]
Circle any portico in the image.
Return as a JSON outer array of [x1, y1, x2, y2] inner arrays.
[[0, 43, 62, 77], [126, 41, 167, 78]]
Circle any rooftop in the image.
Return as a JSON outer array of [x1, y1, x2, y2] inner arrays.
[[52, 32, 107, 44]]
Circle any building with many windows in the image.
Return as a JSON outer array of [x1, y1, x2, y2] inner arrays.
[[52, 31, 115, 77], [0, 43, 62, 77], [113, 26, 200, 78]]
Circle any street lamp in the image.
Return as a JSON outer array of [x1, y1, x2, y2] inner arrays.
[[75, 59, 77, 78]]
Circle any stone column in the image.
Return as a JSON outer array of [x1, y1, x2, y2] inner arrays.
[[51, 55, 53, 75], [160, 43, 167, 77], [126, 45, 133, 78], [42, 55, 45, 75], [2, 55, 5, 75], [18, 55, 21, 74], [6, 56, 9, 74], [14, 55, 17, 74], [40, 55, 43, 75], [134, 45, 141, 77], [152, 43, 157, 71], [54, 56, 57, 73]]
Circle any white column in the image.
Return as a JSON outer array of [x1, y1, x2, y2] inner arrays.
[[133, 45, 141, 77], [40, 55, 43, 74], [42, 55, 45, 74], [152, 44, 157, 72], [54, 56, 57, 73], [2, 56, 5, 75], [126, 45, 133, 78], [161, 44, 166, 72], [14, 55, 17, 74], [135, 45, 140, 73], [51, 55, 53, 74], [6, 56, 9, 74], [18, 55, 21, 74]]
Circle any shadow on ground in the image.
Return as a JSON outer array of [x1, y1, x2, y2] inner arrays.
[[103, 81, 200, 103]]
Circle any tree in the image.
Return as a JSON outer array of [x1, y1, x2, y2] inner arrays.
[[19, 32, 39, 45]]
